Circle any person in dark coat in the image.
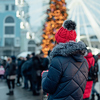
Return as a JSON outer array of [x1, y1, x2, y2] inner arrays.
[[16, 57, 25, 86], [21, 57, 32, 90], [21, 53, 35, 90], [41, 50, 51, 97], [31, 55, 42, 95], [43, 50, 51, 70], [5, 57, 16, 95], [21, 55, 42, 95], [91, 55, 100, 100], [83, 49, 95, 100], [42, 20, 88, 100], [11, 56, 16, 63]]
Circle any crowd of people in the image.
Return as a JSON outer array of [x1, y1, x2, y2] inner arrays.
[[0, 51, 50, 96], [0, 20, 100, 100]]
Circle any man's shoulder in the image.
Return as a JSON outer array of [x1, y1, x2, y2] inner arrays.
[[52, 56, 70, 66]]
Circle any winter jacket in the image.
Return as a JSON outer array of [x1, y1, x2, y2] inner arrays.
[[42, 41, 88, 100], [42, 57, 49, 70], [83, 52, 95, 99], [5, 62, 16, 76], [21, 58, 33, 76], [17, 59, 25, 75], [31, 56, 42, 82], [21, 56, 42, 82]]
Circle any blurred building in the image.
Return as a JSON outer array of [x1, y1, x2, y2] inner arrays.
[[0, 0, 20, 56], [16, 0, 36, 53], [0, 0, 36, 57]]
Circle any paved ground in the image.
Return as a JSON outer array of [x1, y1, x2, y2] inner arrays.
[[87, 74, 100, 100], [93, 74, 100, 100], [0, 75, 100, 100], [0, 80, 43, 100]]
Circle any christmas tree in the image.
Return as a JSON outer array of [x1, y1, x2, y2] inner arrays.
[[41, 0, 68, 57]]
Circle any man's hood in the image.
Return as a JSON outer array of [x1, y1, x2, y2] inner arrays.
[[85, 52, 93, 58]]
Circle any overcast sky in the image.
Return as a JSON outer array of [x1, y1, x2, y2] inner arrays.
[[25, 0, 43, 31]]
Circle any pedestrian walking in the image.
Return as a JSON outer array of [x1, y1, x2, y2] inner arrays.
[[42, 20, 88, 100], [5, 57, 16, 95]]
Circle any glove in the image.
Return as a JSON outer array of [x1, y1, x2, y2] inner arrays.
[[41, 70, 49, 77]]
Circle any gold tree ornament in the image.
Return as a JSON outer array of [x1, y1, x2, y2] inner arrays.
[[41, 0, 68, 57]]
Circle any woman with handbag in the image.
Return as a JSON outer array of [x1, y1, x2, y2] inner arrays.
[[5, 57, 16, 95]]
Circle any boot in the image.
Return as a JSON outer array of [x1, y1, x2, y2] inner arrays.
[[97, 94, 100, 100], [33, 90, 40, 96], [6, 91, 14, 95], [10, 91, 14, 95], [6, 91, 11, 95], [91, 94, 95, 100]]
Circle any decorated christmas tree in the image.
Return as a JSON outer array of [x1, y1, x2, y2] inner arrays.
[[41, 0, 68, 57]]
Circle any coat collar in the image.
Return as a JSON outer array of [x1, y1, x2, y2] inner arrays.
[[49, 41, 87, 61]]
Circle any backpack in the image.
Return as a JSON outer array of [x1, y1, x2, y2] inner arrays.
[[88, 60, 98, 81]]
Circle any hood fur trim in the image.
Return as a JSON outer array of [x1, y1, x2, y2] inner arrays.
[[49, 41, 86, 61]]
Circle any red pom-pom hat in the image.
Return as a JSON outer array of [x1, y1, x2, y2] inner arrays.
[[55, 21, 77, 43]]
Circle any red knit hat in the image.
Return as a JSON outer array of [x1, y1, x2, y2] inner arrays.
[[55, 20, 77, 43]]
